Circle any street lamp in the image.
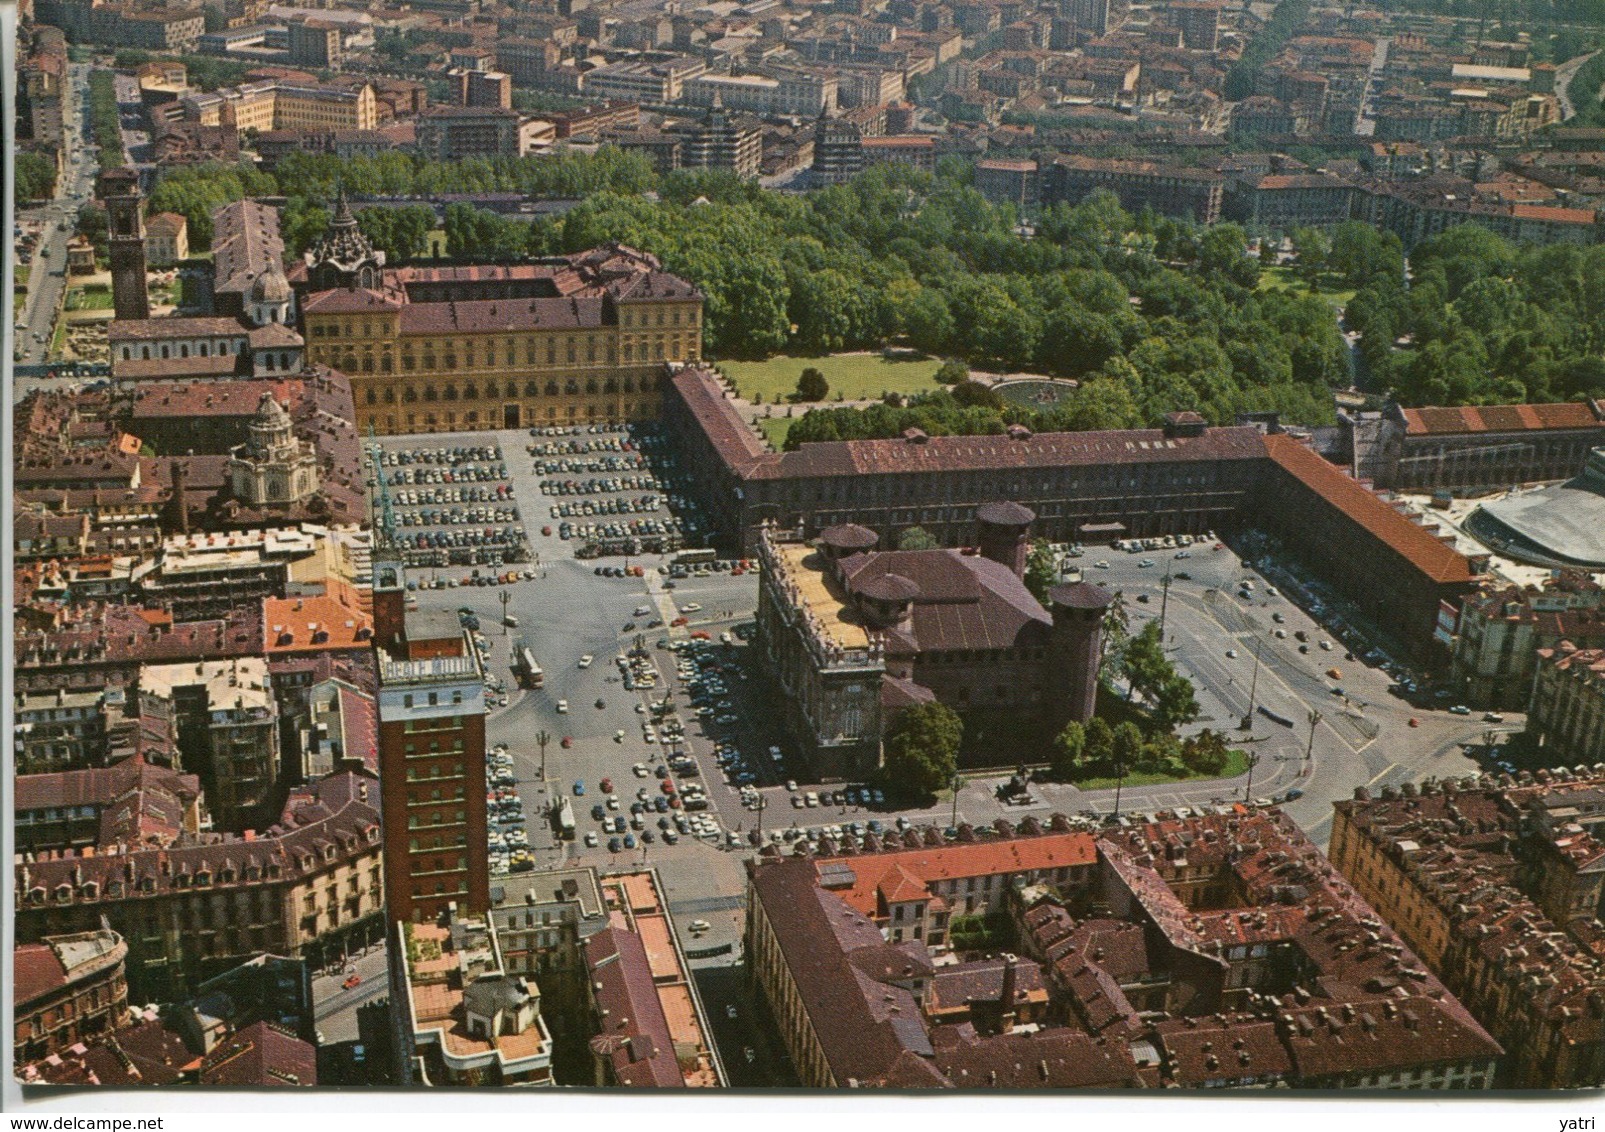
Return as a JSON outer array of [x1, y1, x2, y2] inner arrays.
[[949, 772, 962, 832], [500, 589, 511, 635], [1112, 751, 1125, 820], [1243, 751, 1261, 803], [1305, 709, 1322, 769], [1158, 563, 1173, 639], [1240, 638, 1263, 731], [536, 730, 550, 788]]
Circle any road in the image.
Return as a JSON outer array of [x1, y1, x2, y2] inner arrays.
[[15, 63, 98, 377], [310, 944, 391, 1045], [1557, 49, 1600, 120]]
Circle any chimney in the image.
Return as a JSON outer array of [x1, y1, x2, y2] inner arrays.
[[999, 953, 1019, 1033]]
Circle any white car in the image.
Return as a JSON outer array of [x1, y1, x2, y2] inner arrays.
[[556, 699, 569, 713], [578, 655, 593, 668], [681, 602, 703, 613]]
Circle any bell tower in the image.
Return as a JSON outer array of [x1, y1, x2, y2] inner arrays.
[[97, 168, 150, 321]]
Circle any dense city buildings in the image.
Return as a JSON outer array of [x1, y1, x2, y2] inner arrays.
[[1330, 773, 1605, 1089], [15, 772, 385, 1003], [756, 509, 1108, 777], [748, 808, 1501, 1088], [13, 930, 131, 1065], [1531, 643, 1605, 764], [1449, 571, 1605, 710]]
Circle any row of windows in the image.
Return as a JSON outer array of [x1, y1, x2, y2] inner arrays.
[[363, 376, 649, 405]]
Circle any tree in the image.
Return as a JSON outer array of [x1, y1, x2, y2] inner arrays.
[[1290, 226, 1331, 288], [74, 202, 110, 264], [934, 359, 970, 385], [1153, 673, 1201, 731], [1083, 717, 1116, 772], [1024, 539, 1058, 606], [882, 702, 962, 797], [897, 526, 938, 551], [1050, 720, 1087, 781], [951, 379, 1001, 409], [1100, 592, 1131, 687], [16, 152, 57, 202], [1111, 721, 1145, 780], [795, 367, 830, 402], [1121, 621, 1170, 704]]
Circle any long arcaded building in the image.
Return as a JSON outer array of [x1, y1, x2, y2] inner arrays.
[[664, 368, 1485, 659]]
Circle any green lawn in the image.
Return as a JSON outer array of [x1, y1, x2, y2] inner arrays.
[[1257, 265, 1356, 311], [719, 352, 943, 403], [426, 229, 448, 257], [1072, 748, 1252, 792], [15, 265, 30, 287], [758, 416, 795, 449], [66, 286, 114, 312]]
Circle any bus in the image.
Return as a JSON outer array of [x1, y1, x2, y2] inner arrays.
[[554, 797, 576, 841], [512, 636, 544, 689], [674, 548, 717, 566]]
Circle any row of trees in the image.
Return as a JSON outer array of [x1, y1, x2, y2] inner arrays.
[[88, 70, 121, 171], [1050, 718, 1232, 782], [1344, 222, 1605, 405]]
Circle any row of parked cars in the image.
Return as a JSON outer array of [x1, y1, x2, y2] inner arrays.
[[378, 444, 503, 467], [398, 507, 520, 527], [487, 745, 532, 874], [392, 485, 513, 505], [556, 517, 679, 543], [535, 457, 647, 478], [528, 434, 635, 456], [551, 495, 661, 518]]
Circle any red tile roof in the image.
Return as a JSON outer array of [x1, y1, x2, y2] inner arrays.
[[1263, 433, 1475, 584], [198, 1020, 318, 1087], [1400, 400, 1603, 435], [820, 831, 1098, 918]]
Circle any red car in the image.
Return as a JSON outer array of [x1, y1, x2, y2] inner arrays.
[[600, 777, 614, 794], [667, 794, 682, 809], [343, 974, 362, 990], [671, 616, 689, 627], [560, 735, 574, 749], [542, 526, 552, 536], [690, 630, 711, 641], [660, 778, 676, 794]]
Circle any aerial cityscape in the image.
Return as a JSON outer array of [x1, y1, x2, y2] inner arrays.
[[10, 0, 1605, 1099]]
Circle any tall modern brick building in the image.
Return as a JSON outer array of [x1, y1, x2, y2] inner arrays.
[[374, 552, 490, 923]]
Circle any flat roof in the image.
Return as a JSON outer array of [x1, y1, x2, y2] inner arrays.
[[776, 541, 871, 652]]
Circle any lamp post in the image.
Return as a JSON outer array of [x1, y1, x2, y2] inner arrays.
[[1243, 751, 1260, 803], [1305, 708, 1322, 769], [1112, 751, 1125, 820], [1241, 638, 1263, 731], [536, 729, 550, 789], [950, 773, 962, 832], [500, 589, 511, 635], [1158, 563, 1173, 639]]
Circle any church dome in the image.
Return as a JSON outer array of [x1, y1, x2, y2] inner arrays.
[[249, 265, 292, 305]]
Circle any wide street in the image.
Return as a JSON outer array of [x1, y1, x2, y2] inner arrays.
[[15, 63, 97, 379]]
